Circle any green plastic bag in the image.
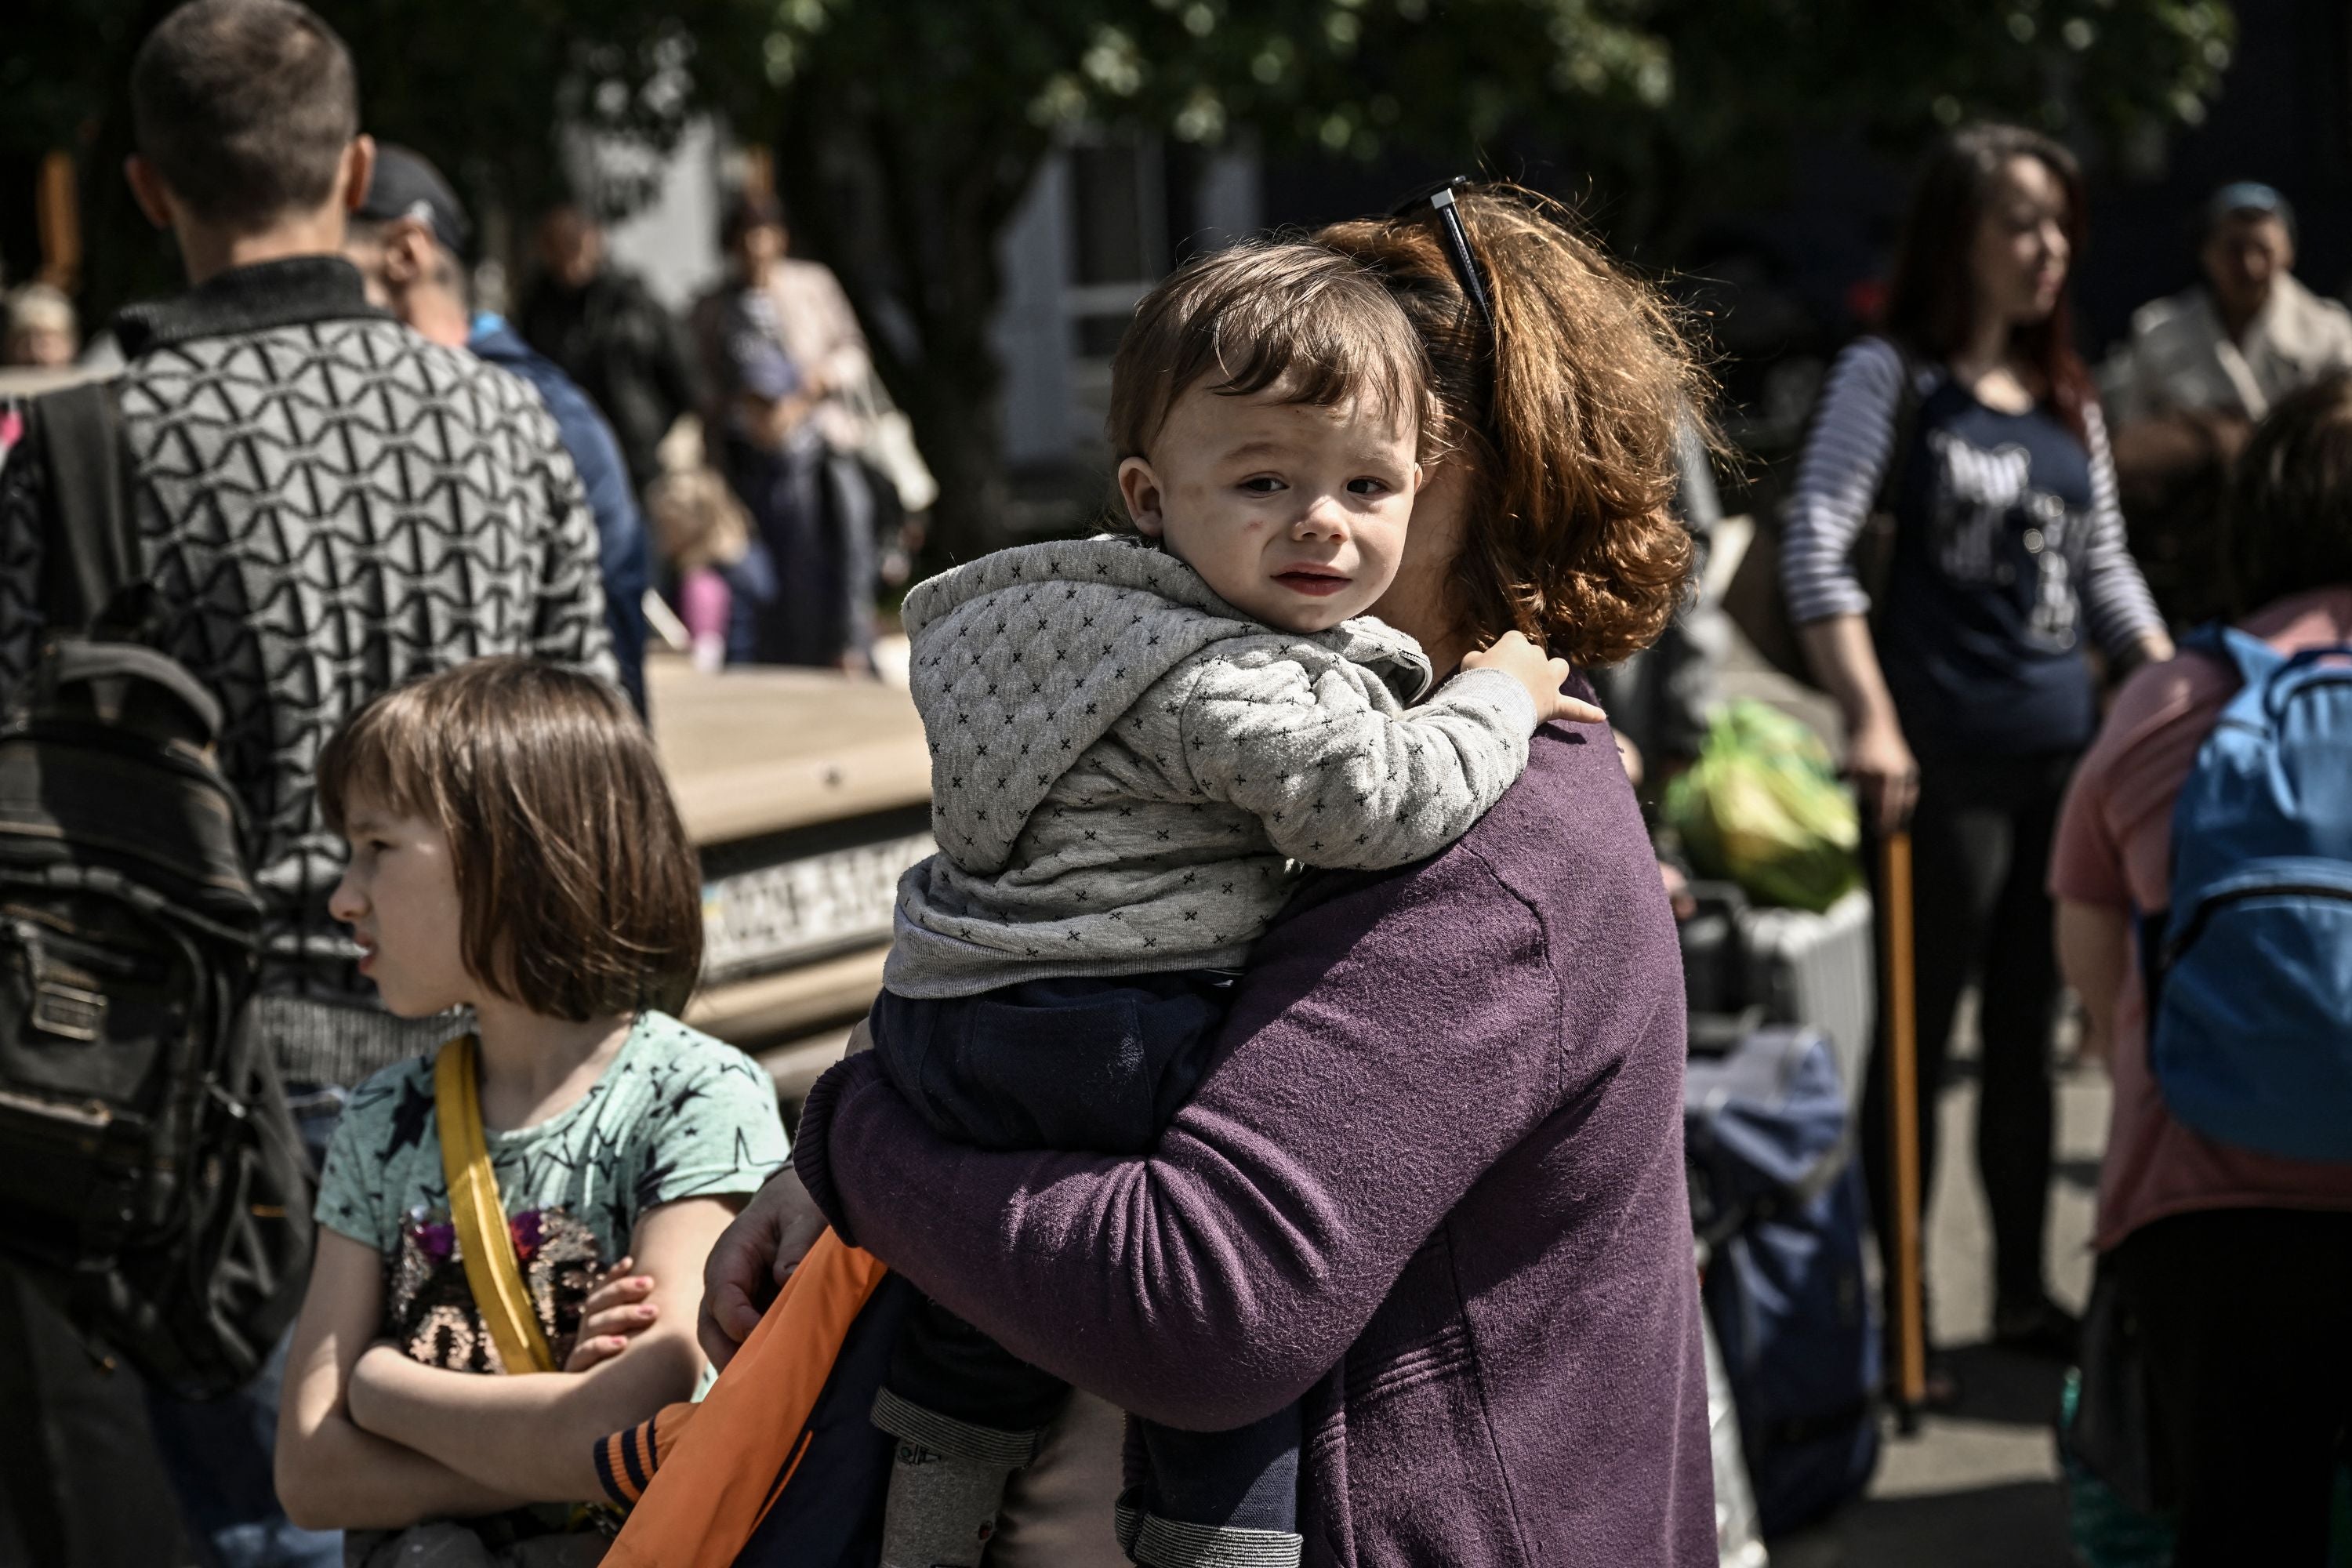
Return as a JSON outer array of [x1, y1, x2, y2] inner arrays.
[[1664, 699, 1860, 913]]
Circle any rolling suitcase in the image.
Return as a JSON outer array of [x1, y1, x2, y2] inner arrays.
[[1742, 888, 1875, 1116], [1679, 882, 1875, 1113], [1686, 1023, 1881, 1537]]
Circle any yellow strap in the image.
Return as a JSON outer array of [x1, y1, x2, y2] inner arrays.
[[434, 1036, 557, 1375]]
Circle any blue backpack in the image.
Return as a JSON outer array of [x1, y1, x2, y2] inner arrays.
[[2147, 623, 2352, 1162]]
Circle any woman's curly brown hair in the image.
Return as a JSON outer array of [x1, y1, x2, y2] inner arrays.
[[1316, 183, 1708, 668]]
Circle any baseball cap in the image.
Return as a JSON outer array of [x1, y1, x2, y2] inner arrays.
[[2204, 181, 2295, 241], [357, 144, 473, 257]]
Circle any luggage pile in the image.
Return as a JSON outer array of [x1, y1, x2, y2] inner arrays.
[[1678, 872, 1882, 1544], [1687, 1018, 1878, 1539]]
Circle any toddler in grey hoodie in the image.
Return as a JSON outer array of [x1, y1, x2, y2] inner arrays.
[[862, 241, 1595, 1568]]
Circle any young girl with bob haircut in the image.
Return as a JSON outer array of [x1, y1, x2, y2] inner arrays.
[[1779, 123, 2172, 1385], [275, 657, 788, 1560]]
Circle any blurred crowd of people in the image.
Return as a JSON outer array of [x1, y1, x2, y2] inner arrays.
[[3, 1, 2350, 1565], [1769, 127, 2352, 1566], [12, 129, 2352, 741], [2, 153, 927, 702], [510, 183, 929, 682]]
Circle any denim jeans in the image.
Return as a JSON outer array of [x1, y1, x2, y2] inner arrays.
[[869, 975, 1303, 1551]]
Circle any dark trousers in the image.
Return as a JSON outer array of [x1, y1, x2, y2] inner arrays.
[[2114, 1209, 2352, 1566], [143, 1327, 338, 1568], [724, 433, 876, 671], [143, 1081, 348, 1568], [1861, 750, 2074, 1325], [868, 975, 1301, 1539]]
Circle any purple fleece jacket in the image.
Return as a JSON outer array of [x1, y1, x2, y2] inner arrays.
[[795, 720, 1715, 1566]]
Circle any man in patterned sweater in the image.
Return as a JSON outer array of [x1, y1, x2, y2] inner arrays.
[[0, 2, 612, 1562]]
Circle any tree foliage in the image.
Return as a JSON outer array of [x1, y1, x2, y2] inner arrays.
[[5, 0, 2237, 556], [2, 0, 750, 307], [729, 0, 2235, 557]]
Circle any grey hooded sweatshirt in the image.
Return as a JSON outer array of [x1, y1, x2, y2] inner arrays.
[[885, 538, 1539, 998]]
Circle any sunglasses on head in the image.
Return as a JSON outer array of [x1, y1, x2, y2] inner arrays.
[[1388, 176, 1495, 337]]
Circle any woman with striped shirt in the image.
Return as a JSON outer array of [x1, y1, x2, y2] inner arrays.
[[1780, 124, 2171, 1384]]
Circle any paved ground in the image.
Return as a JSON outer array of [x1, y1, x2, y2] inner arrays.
[[1769, 1043, 2106, 1567], [1714, 591, 2103, 1567]]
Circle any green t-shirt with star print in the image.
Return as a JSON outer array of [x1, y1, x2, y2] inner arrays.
[[314, 1010, 789, 1373]]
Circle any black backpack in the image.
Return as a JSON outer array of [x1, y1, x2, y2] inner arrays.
[[0, 381, 313, 1400]]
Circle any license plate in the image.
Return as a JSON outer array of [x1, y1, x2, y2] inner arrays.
[[701, 833, 934, 984]]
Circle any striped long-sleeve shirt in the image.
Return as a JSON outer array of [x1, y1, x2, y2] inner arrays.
[[1780, 336, 2164, 755], [1781, 336, 2161, 652]]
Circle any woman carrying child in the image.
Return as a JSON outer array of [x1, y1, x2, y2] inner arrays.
[[851, 241, 1588, 1568], [274, 659, 790, 1563], [705, 181, 1722, 1565]]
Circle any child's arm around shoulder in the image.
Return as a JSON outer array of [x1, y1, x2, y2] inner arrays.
[[1460, 630, 1593, 726], [1174, 630, 1599, 870]]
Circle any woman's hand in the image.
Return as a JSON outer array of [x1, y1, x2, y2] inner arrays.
[[1462, 631, 1602, 725], [1658, 857, 1697, 921], [1847, 715, 1918, 836], [565, 1257, 660, 1373], [698, 1168, 829, 1370], [737, 390, 818, 449], [1796, 615, 1915, 834]]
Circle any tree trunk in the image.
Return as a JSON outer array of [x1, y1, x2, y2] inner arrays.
[[776, 82, 1047, 575]]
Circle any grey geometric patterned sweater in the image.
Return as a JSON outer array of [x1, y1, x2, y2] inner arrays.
[[0, 258, 614, 1079], [885, 537, 1537, 997]]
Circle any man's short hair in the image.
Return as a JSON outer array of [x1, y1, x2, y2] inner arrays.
[[130, 0, 359, 230], [1105, 241, 1433, 463]]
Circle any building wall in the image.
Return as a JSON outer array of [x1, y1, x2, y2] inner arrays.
[[993, 140, 1264, 471], [597, 118, 729, 314]]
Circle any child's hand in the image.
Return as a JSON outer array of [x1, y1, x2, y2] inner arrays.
[[565, 1256, 660, 1374], [1462, 631, 1599, 725]]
